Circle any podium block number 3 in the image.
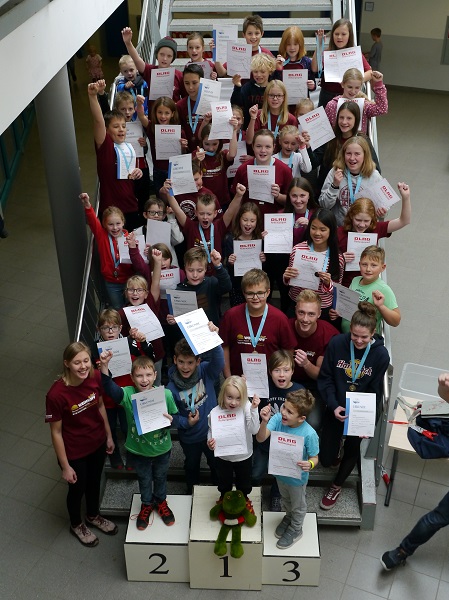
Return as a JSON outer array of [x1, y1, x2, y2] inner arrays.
[[282, 561, 300, 582], [148, 553, 169, 575]]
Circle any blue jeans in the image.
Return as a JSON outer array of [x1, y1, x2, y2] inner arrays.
[[252, 444, 280, 498], [104, 280, 126, 310], [132, 450, 171, 505], [400, 490, 449, 555]]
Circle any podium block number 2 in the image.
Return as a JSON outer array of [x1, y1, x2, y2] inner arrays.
[[148, 553, 169, 575], [282, 560, 300, 582]]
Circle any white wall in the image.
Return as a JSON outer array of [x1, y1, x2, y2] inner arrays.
[[0, 0, 124, 134], [360, 0, 449, 91]]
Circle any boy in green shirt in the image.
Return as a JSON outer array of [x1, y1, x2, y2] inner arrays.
[[341, 245, 401, 333], [100, 353, 178, 530]]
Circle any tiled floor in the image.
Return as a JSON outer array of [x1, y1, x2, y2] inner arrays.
[[1, 56, 449, 598]]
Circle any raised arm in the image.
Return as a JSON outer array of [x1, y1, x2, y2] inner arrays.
[[223, 183, 246, 228], [386, 183, 411, 233], [121, 27, 146, 74], [88, 81, 106, 147], [159, 181, 187, 227]]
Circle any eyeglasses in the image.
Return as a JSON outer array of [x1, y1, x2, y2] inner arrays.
[[268, 94, 284, 99], [100, 325, 120, 332], [147, 210, 165, 217], [244, 291, 268, 299], [126, 288, 146, 294]]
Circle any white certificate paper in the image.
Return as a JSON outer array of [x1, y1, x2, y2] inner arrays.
[[97, 337, 132, 378], [209, 101, 233, 140], [356, 178, 401, 212], [225, 140, 247, 178], [298, 107, 335, 151], [155, 125, 181, 160], [289, 250, 326, 291], [218, 77, 234, 102], [247, 165, 275, 203], [168, 154, 197, 196], [159, 268, 181, 292], [213, 24, 238, 63], [125, 121, 144, 158], [132, 387, 171, 435], [146, 218, 171, 247], [226, 42, 252, 78], [268, 432, 304, 479], [211, 407, 248, 457], [166, 289, 198, 317], [343, 392, 376, 437], [175, 308, 224, 355], [283, 69, 308, 105], [148, 68, 175, 100], [193, 78, 222, 116], [264, 213, 294, 253], [232, 239, 262, 276], [123, 304, 164, 342], [117, 234, 147, 264], [241, 353, 269, 398], [333, 283, 360, 321], [324, 46, 363, 83], [345, 232, 378, 271]]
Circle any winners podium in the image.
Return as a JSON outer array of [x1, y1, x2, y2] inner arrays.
[[124, 486, 320, 589]]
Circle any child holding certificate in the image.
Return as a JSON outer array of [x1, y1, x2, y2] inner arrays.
[[87, 81, 142, 231], [257, 389, 319, 549], [317, 302, 389, 510], [79, 193, 134, 310], [319, 136, 384, 226], [176, 64, 205, 152], [223, 201, 266, 307], [276, 126, 313, 178], [100, 354, 178, 530], [252, 351, 305, 512], [92, 308, 156, 470], [284, 208, 345, 321], [207, 376, 261, 513], [311, 18, 372, 108], [276, 26, 315, 87], [283, 177, 318, 246], [325, 68, 388, 135], [337, 186, 411, 287], [167, 338, 223, 494], [185, 32, 217, 80]]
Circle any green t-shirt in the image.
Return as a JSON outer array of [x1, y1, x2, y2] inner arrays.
[[120, 386, 178, 457], [341, 276, 398, 334]]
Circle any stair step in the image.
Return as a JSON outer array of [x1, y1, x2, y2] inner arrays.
[[172, 0, 332, 12], [169, 17, 332, 33]]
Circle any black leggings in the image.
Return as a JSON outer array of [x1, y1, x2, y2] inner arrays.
[[320, 411, 362, 487], [66, 442, 106, 527]]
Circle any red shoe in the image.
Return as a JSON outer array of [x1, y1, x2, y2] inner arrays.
[[320, 485, 341, 510], [245, 498, 255, 516], [157, 499, 175, 526]]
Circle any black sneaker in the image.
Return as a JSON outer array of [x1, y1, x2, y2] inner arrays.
[[137, 503, 153, 530], [157, 499, 175, 526], [380, 547, 408, 571]]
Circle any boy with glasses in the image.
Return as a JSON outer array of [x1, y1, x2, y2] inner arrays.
[[220, 269, 296, 377]]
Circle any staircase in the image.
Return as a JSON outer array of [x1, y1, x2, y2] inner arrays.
[[90, 0, 390, 530]]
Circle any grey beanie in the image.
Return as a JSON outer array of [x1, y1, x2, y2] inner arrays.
[[155, 37, 178, 61]]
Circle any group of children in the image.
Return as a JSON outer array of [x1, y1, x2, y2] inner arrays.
[[51, 14, 409, 551]]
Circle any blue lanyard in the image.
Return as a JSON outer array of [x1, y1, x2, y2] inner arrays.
[[187, 99, 200, 134], [237, 130, 242, 142], [245, 304, 268, 350], [350, 341, 371, 384], [114, 142, 134, 175], [283, 58, 290, 66], [205, 150, 216, 156], [267, 111, 281, 138], [309, 243, 330, 271], [346, 170, 363, 204], [199, 222, 214, 262], [316, 35, 325, 78], [277, 151, 294, 170], [182, 385, 197, 414], [108, 234, 120, 269]]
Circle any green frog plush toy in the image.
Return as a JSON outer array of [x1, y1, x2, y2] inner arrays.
[[209, 489, 257, 558]]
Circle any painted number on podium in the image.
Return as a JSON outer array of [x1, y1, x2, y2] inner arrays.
[[219, 556, 232, 578], [282, 560, 300, 582], [148, 553, 169, 575]]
